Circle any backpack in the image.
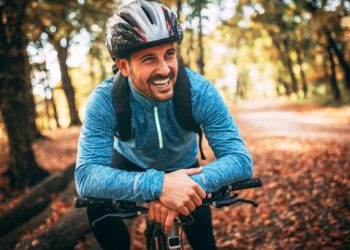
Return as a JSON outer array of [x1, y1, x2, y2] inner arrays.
[[111, 65, 206, 160]]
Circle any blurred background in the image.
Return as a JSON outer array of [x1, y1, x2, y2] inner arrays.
[[0, 0, 349, 249]]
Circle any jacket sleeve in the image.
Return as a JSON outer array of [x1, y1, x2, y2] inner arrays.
[[74, 86, 164, 201], [190, 82, 253, 192]]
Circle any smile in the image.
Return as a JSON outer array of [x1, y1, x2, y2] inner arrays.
[[152, 78, 170, 88]]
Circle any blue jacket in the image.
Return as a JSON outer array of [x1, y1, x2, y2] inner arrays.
[[75, 68, 253, 201]]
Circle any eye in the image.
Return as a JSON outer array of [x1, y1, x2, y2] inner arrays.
[[142, 57, 154, 63], [166, 50, 175, 58]]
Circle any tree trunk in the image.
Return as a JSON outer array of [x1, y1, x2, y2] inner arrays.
[[176, 0, 184, 65], [325, 30, 350, 91], [0, 181, 77, 250], [98, 53, 108, 81], [53, 41, 81, 126], [296, 48, 308, 98], [185, 28, 194, 68], [269, 32, 294, 95], [50, 88, 61, 128], [277, 72, 291, 96], [271, 11, 299, 95], [197, 5, 205, 75], [43, 62, 61, 128], [0, 163, 75, 237], [327, 46, 341, 101], [44, 90, 52, 130], [24, 52, 44, 139], [14, 207, 91, 250], [0, 0, 49, 190], [282, 39, 298, 94]]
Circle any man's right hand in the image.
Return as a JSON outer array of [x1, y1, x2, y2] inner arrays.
[[159, 167, 206, 216]]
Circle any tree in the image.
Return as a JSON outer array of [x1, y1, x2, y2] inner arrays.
[[28, 1, 82, 126], [26, 1, 116, 127], [305, 0, 350, 92], [326, 45, 341, 100], [31, 60, 62, 129], [0, 0, 49, 189], [186, 0, 213, 75], [251, 0, 300, 94], [24, 52, 44, 139]]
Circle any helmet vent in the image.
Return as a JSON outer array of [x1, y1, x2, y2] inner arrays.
[[120, 12, 141, 30], [141, 6, 154, 24]]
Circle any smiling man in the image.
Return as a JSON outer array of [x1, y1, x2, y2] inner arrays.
[[75, 1, 253, 250]]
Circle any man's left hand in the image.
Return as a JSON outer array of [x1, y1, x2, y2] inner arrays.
[[147, 200, 179, 234]]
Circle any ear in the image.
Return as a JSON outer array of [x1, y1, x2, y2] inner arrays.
[[116, 59, 130, 77]]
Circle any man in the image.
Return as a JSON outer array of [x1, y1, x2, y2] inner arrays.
[[75, 1, 253, 249]]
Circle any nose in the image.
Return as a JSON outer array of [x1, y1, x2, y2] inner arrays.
[[156, 59, 171, 76]]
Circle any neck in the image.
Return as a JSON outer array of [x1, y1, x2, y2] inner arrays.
[[128, 78, 154, 101]]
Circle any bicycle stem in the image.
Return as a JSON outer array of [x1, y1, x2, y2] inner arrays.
[[167, 218, 182, 250]]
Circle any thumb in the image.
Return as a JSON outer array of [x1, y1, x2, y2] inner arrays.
[[182, 167, 203, 176]]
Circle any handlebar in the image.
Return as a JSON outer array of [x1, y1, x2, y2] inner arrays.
[[75, 178, 263, 212], [224, 178, 262, 191]]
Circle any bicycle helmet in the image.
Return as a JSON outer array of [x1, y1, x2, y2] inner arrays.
[[106, 0, 183, 60]]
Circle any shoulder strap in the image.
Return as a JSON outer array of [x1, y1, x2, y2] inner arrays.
[[111, 65, 206, 160], [174, 65, 206, 160], [111, 71, 132, 141], [173, 65, 199, 132]]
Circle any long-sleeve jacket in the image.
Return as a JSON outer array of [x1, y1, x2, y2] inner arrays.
[[75, 67, 253, 201]]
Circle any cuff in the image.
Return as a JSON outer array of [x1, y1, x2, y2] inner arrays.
[[140, 169, 165, 200]]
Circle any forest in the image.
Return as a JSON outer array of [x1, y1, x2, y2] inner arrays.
[[0, 0, 349, 249]]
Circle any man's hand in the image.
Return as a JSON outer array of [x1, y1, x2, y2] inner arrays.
[[159, 167, 206, 216], [148, 200, 179, 234]]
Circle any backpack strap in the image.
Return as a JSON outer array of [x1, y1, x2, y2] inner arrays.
[[111, 65, 206, 160], [174, 65, 206, 160], [111, 71, 132, 141]]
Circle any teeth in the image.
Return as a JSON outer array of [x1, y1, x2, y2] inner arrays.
[[153, 78, 170, 86]]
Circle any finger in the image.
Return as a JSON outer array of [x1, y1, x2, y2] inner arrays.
[[160, 207, 168, 225], [154, 204, 161, 223], [189, 191, 203, 207], [149, 204, 155, 220], [182, 167, 203, 176], [165, 212, 177, 234], [178, 205, 190, 216], [194, 184, 206, 199], [184, 199, 196, 212]]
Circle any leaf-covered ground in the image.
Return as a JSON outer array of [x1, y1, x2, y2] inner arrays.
[[1, 101, 349, 249]]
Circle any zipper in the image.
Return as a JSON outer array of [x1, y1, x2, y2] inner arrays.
[[153, 105, 163, 149]]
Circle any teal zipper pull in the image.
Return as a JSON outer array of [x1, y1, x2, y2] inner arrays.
[[154, 105, 163, 149]]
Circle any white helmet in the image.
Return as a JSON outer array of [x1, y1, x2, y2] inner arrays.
[[106, 0, 183, 60]]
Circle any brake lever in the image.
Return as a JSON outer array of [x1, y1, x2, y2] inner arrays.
[[214, 197, 259, 208], [91, 210, 147, 227]]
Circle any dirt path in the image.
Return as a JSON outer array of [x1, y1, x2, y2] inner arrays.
[[233, 100, 350, 142]]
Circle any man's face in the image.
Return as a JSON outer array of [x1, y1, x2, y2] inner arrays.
[[117, 43, 178, 102]]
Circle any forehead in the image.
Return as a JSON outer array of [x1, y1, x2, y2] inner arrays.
[[131, 43, 175, 60]]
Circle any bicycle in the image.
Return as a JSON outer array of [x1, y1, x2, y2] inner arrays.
[[75, 178, 263, 250]]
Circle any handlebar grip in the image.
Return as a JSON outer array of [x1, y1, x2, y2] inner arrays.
[[75, 197, 114, 208], [227, 178, 263, 191]]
